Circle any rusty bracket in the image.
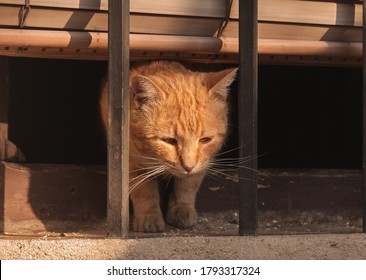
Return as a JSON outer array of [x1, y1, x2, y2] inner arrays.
[[19, 0, 31, 28], [217, 0, 233, 38]]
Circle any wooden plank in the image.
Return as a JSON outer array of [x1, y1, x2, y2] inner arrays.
[[107, 0, 130, 237], [0, 46, 108, 61], [0, 6, 221, 35], [2, 163, 106, 234], [26, 8, 107, 31], [0, 5, 20, 26], [0, 29, 108, 48], [130, 15, 221, 36], [8, 3, 362, 40], [2, 0, 362, 27], [223, 22, 362, 43], [0, 0, 226, 17], [131, 0, 225, 18], [1, 0, 109, 10], [231, 0, 362, 27], [258, 39, 362, 58], [0, 1, 362, 37], [0, 29, 362, 63]]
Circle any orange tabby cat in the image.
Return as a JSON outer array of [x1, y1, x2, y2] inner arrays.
[[100, 61, 237, 232]]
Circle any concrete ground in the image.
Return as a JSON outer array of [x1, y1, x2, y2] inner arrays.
[[1, 169, 365, 260], [1, 233, 366, 260]]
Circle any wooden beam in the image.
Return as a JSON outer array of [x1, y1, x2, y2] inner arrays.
[[2, 0, 362, 27], [2, 163, 106, 234], [0, 0, 226, 17], [0, 29, 362, 60], [223, 22, 362, 43], [107, 0, 130, 237], [231, 0, 362, 27]]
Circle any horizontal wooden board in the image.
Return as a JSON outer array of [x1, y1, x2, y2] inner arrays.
[[0, 0, 226, 17], [1, 5, 361, 42], [223, 21, 362, 43], [131, 15, 221, 36], [0, 29, 362, 65], [2, 162, 107, 234], [0, 5, 19, 26], [0, 0, 362, 27], [1, 0, 109, 10], [0, 6, 222, 35], [231, 0, 362, 27]]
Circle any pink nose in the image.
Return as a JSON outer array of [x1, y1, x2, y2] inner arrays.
[[182, 164, 194, 173]]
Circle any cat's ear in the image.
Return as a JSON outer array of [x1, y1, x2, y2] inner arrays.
[[206, 68, 238, 102], [131, 75, 164, 107]]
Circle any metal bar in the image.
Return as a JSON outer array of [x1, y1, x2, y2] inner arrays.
[[107, 0, 130, 237], [0, 57, 9, 162], [238, 0, 258, 235], [0, 57, 10, 234], [363, 0, 366, 233]]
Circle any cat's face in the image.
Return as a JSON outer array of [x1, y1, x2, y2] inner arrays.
[[130, 66, 237, 178]]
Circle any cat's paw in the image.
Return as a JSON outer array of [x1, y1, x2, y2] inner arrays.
[[133, 212, 165, 233], [166, 206, 198, 228]]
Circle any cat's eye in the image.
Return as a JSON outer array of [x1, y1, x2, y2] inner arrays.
[[162, 137, 177, 145], [199, 137, 212, 144]]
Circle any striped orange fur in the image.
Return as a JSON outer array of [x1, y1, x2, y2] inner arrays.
[[100, 61, 237, 232]]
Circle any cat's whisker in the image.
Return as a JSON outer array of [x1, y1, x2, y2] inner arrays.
[[130, 153, 161, 162], [129, 166, 166, 194], [206, 166, 257, 183], [215, 145, 248, 157], [208, 157, 273, 182], [130, 165, 165, 173], [212, 156, 258, 165], [129, 166, 164, 184]]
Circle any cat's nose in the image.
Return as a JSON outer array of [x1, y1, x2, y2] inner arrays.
[[182, 163, 195, 173]]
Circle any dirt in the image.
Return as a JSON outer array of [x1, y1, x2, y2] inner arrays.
[[1, 168, 365, 259]]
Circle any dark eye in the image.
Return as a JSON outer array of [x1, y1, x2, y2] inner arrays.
[[162, 137, 177, 145], [199, 137, 212, 144]]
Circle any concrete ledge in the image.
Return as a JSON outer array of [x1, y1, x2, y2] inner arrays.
[[1, 234, 366, 260]]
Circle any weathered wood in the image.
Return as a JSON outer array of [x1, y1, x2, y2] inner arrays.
[[1, 0, 362, 27], [231, 0, 362, 27], [107, 0, 130, 237], [0, 29, 362, 63], [0, 6, 222, 35], [223, 22, 362, 43], [2, 163, 106, 234], [0, 0, 362, 37], [0, 0, 226, 17]]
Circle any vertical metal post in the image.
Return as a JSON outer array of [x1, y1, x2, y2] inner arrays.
[[363, 0, 366, 233], [238, 0, 258, 235], [107, 0, 130, 237], [0, 57, 10, 234], [0, 57, 9, 163]]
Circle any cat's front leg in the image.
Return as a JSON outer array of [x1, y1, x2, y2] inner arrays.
[[130, 175, 165, 232], [166, 174, 204, 228]]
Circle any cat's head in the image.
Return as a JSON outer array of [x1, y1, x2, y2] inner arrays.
[[130, 64, 237, 178]]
